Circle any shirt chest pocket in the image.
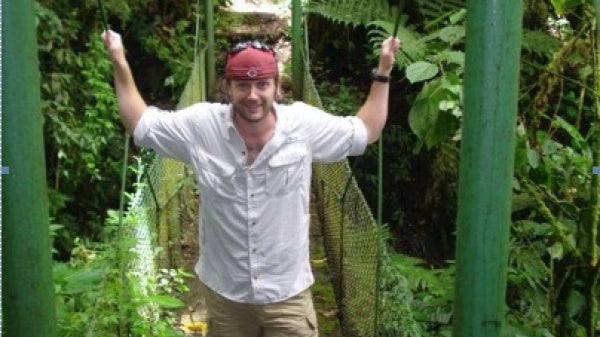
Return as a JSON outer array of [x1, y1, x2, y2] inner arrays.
[[193, 151, 239, 200], [266, 142, 308, 196]]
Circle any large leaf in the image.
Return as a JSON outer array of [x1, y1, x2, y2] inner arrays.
[[440, 50, 465, 68], [409, 101, 437, 142], [408, 78, 461, 148], [409, 83, 441, 141], [406, 61, 439, 83], [547, 242, 563, 260], [426, 111, 459, 148], [63, 268, 104, 295], [550, 0, 583, 15], [553, 115, 588, 151], [147, 295, 186, 308], [438, 26, 465, 45]]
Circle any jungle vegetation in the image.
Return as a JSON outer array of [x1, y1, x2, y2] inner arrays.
[[36, 0, 599, 336]]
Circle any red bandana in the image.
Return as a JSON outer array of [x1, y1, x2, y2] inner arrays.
[[225, 47, 278, 80]]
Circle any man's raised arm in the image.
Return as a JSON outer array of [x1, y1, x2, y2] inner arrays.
[[102, 30, 147, 135], [356, 36, 401, 144]]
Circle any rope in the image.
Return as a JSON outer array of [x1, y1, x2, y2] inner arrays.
[[375, 8, 401, 333], [392, 3, 401, 37], [117, 135, 131, 337], [97, 0, 109, 31], [96, 0, 132, 334], [374, 137, 383, 336], [143, 170, 161, 211]]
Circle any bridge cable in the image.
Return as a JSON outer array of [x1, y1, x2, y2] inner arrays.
[[374, 7, 402, 335]]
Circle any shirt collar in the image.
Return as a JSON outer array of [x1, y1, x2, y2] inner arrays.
[[222, 105, 236, 141], [222, 102, 287, 141]]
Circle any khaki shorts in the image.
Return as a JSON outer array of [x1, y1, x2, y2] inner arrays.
[[201, 283, 318, 337]]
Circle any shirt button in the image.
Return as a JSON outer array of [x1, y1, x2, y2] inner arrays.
[[252, 248, 257, 253], [253, 276, 258, 280]]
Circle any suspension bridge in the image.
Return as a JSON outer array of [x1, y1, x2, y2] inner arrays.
[[4, 0, 526, 336]]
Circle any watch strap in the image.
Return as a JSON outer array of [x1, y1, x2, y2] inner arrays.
[[370, 68, 391, 83]]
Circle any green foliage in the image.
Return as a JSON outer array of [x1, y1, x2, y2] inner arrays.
[[305, 0, 391, 28], [40, 29, 127, 251], [506, 220, 558, 336], [317, 79, 365, 116], [368, 9, 465, 150], [377, 226, 454, 337], [522, 29, 563, 58], [550, 0, 584, 15], [54, 216, 188, 337], [37, 0, 128, 254], [314, 1, 598, 336], [511, 4, 600, 333], [407, 75, 461, 150], [312, 2, 598, 335], [314, 74, 415, 243], [367, 18, 427, 68], [156, 267, 194, 296], [406, 61, 439, 83], [38, 0, 600, 336], [37, 0, 203, 256], [510, 116, 597, 335], [413, 0, 465, 25], [140, 3, 200, 98], [81, 38, 122, 180]]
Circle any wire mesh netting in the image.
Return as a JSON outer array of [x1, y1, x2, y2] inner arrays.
[[311, 161, 380, 337], [116, 54, 205, 326], [304, 64, 380, 337]]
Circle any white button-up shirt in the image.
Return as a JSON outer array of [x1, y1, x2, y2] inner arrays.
[[134, 101, 367, 303]]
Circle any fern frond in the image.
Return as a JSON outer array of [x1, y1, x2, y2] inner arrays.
[[305, 0, 391, 28], [414, 0, 466, 23], [367, 20, 425, 68], [521, 29, 562, 58]]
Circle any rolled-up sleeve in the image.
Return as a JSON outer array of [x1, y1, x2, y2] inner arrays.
[[132, 106, 197, 164], [132, 106, 157, 147], [287, 102, 368, 162], [346, 116, 368, 156]]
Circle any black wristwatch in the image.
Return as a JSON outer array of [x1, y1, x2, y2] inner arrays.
[[370, 68, 391, 83]]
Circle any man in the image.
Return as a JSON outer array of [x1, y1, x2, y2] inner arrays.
[[102, 30, 400, 337]]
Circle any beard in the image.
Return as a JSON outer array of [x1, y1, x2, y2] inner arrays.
[[233, 101, 273, 123]]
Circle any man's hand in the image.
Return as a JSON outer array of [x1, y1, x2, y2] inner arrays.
[[377, 37, 402, 75], [101, 30, 126, 66]]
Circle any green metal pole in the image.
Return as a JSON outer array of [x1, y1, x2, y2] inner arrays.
[[205, 0, 216, 99], [291, 0, 304, 100], [2, 0, 57, 336], [452, 1, 522, 337]]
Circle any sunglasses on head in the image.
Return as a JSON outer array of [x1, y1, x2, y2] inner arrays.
[[228, 40, 274, 55]]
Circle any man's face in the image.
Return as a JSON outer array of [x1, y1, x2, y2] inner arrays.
[[228, 78, 279, 124]]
